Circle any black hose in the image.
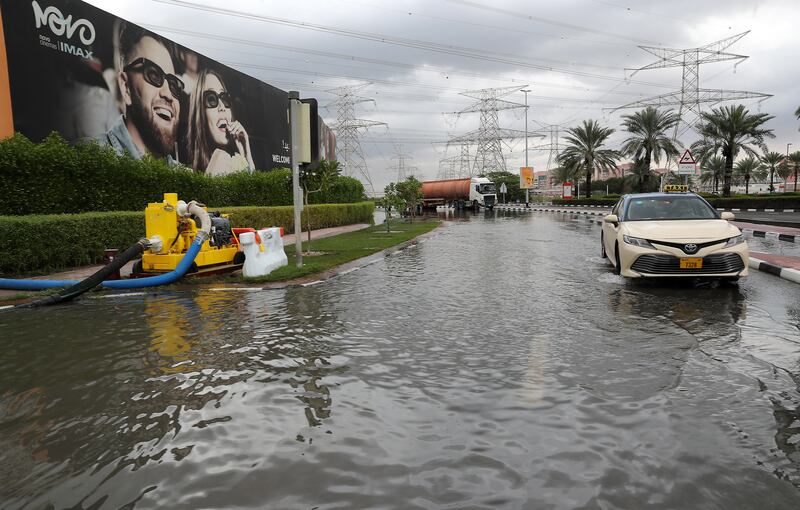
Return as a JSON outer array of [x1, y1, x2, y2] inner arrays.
[[22, 238, 151, 308]]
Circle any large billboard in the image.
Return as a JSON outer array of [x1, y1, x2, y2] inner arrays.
[[0, 0, 310, 174]]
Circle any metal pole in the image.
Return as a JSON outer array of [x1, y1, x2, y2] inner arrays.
[[789, 143, 795, 192], [522, 88, 530, 206], [289, 91, 303, 268]]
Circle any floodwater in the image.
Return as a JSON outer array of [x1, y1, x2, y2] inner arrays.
[[2, 210, 800, 509]]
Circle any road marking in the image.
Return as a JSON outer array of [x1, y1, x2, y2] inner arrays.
[[207, 287, 263, 292], [90, 292, 148, 299]]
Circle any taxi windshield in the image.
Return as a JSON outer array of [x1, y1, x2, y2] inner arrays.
[[624, 196, 718, 221]]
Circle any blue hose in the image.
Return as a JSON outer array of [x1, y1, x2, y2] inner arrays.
[[0, 235, 206, 291]]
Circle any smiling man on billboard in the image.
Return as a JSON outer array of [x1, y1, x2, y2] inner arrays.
[[0, 0, 294, 171], [99, 23, 183, 163]]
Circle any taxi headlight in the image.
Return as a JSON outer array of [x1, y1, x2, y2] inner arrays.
[[724, 234, 744, 248], [623, 235, 654, 249]]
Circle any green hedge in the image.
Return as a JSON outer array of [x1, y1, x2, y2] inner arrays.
[[0, 133, 365, 215], [0, 202, 374, 275], [705, 195, 800, 209]]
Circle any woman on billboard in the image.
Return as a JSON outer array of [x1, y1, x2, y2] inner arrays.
[[185, 69, 255, 175]]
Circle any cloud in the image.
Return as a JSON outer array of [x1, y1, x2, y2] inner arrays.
[[88, 0, 800, 191]]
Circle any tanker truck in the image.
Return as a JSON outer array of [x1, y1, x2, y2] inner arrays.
[[421, 177, 497, 210]]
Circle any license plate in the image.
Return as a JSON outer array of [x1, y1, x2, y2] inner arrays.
[[680, 257, 703, 269]]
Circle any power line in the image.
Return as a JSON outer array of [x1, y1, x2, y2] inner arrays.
[[152, 0, 675, 89], [148, 24, 658, 98], [614, 31, 772, 139], [581, 0, 694, 23], [443, 0, 665, 45], [335, 0, 645, 48]]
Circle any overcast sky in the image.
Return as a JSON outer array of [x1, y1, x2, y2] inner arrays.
[[88, 0, 800, 192]]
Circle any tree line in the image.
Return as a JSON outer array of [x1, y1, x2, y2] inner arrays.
[[553, 104, 800, 198]]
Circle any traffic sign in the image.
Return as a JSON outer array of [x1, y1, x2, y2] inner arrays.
[[499, 182, 507, 193], [678, 148, 697, 175], [562, 181, 573, 199]]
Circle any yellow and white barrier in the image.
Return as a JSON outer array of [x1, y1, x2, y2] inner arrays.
[[239, 227, 289, 277]]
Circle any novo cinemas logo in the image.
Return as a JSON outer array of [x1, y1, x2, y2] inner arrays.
[[32, 1, 95, 45]]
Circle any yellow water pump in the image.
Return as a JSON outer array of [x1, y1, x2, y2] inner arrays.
[[140, 193, 240, 273]]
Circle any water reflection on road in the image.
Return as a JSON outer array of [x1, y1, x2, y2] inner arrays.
[[1, 210, 800, 509]]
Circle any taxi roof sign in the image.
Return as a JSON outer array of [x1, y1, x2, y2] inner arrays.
[[664, 184, 689, 192]]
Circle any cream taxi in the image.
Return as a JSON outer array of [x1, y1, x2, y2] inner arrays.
[[601, 190, 748, 280]]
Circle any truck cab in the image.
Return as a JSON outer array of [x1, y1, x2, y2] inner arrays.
[[470, 177, 497, 210]]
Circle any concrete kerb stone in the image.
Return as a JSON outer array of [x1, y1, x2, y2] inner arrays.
[[738, 229, 795, 243], [717, 207, 796, 213], [749, 257, 800, 285]]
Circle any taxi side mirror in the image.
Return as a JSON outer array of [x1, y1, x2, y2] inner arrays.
[[604, 214, 619, 225], [720, 211, 735, 221]]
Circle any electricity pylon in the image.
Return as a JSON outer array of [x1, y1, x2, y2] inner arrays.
[[446, 85, 542, 175], [615, 31, 772, 140], [438, 142, 472, 179], [437, 156, 458, 180], [388, 144, 419, 181], [526, 122, 566, 188], [327, 84, 386, 193]]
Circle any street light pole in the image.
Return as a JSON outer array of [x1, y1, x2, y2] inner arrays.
[[522, 88, 531, 206], [789, 143, 795, 192]]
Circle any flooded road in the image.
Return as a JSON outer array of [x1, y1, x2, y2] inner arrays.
[[2, 210, 800, 509]]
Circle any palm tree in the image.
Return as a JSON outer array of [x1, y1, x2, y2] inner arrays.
[[790, 151, 800, 192], [557, 120, 620, 198], [777, 159, 793, 188], [620, 107, 680, 185], [761, 151, 785, 193], [551, 165, 580, 185], [691, 104, 775, 197], [733, 157, 763, 194], [699, 155, 725, 193]]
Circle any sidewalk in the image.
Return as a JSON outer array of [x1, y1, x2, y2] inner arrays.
[[0, 223, 370, 300], [732, 221, 800, 240], [749, 252, 800, 285]]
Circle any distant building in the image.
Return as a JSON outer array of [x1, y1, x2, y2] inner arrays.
[[594, 162, 632, 181], [534, 170, 549, 188]]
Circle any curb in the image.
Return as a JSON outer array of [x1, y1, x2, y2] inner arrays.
[[739, 228, 795, 243], [748, 257, 800, 285], [718, 208, 796, 213]]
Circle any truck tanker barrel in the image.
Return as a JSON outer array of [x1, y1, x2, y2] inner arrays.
[[421, 177, 496, 210], [421, 178, 471, 201]]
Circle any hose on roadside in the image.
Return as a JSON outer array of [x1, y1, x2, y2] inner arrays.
[[0, 201, 213, 305], [22, 238, 151, 308]]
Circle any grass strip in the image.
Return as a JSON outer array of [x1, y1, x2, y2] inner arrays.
[[239, 219, 440, 283]]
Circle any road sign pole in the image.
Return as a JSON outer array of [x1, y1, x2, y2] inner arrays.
[[523, 88, 530, 206]]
